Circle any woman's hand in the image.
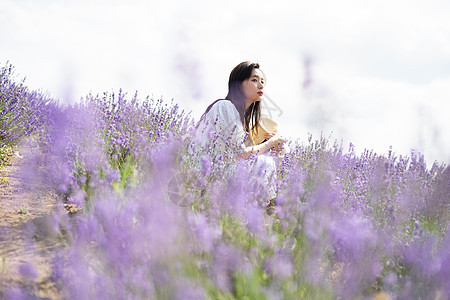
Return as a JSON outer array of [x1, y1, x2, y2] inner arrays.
[[264, 132, 275, 140], [267, 133, 285, 154], [241, 133, 285, 160]]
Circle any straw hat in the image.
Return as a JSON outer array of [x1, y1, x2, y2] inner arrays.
[[251, 117, 279, 145]]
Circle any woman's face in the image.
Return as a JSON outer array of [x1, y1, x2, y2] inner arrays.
[[241, 68, 265, 109]]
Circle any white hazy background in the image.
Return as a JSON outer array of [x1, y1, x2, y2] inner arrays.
[[1, 0, 449, 165]]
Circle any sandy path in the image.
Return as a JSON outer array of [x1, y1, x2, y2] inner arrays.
[[0, 143, 65, 299]]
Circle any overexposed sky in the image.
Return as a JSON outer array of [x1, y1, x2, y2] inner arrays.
[[1, 0, 449, 164]]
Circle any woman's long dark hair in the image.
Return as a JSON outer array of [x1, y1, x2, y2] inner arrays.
[[199, 61, 262, 141]]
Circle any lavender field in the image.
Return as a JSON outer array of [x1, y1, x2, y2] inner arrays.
[[1, 62, 449, 299]]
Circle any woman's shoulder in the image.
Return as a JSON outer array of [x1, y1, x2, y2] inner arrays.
[[211, 99, 233, 109], [208, 99, 237, 115]]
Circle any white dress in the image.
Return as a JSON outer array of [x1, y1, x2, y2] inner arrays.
[[192, 100, 277, 200]]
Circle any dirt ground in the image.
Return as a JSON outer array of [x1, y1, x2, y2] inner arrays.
[[0, 143, 71, 299]]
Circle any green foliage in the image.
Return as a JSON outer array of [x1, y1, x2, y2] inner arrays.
[[0, 144, 13, 169], [112, 154, 139, 191], [220, 214, 257, 250], [17, 208, 28, 214], [233, 268, 267, 299]]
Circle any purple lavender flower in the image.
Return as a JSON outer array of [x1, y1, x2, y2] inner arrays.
[[264, 251, 294, 280], [19, 262, 38, 279]]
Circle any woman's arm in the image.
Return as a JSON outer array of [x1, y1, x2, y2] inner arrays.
[[240, 133, 285, 160]]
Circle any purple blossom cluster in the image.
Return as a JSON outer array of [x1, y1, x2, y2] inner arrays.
[[274, 137, 449, 298], [0, 63, 57, 147], [37, 89, 194, 205], [48, 126, 448, 299], [1, 63, 449, 299]]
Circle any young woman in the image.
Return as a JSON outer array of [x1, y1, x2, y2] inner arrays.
[[194, 61, 285, 202]]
